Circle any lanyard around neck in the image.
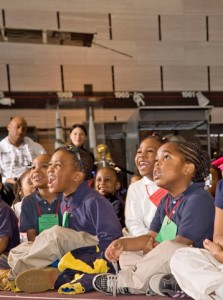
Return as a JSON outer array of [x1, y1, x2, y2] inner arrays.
[[165, 195, 183, 223], [36, 200, 60, 216]]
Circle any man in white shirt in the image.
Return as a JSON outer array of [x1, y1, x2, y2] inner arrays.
[[0, 116, 46, 183]]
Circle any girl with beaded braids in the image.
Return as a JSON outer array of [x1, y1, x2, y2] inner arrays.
[[93, 141, 215, 297]]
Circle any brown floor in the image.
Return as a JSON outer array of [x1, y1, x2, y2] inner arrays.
[[0, 290, 193, 300]]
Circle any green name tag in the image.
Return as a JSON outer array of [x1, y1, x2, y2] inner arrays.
[[155, 215, 177, 243], [62, 212, 70, 228], [38, 214, 59, 233]]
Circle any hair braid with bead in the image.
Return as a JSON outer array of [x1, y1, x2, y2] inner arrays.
[[176, 142, 211, 182]]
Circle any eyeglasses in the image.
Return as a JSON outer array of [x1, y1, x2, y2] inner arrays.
[[65, 145, 84, 172]]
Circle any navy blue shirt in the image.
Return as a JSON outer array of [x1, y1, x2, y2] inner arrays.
[[61, 181, 123, 251], [0, 198, 20, 251], [20, 190, 63, 234], [150, 182, 215, 248], [215, 178, 223, 209], [107, 195, 125, 228]]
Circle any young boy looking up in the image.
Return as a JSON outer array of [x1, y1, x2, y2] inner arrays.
[[8, 146, 122, 293], [19, 154, 63, 241]]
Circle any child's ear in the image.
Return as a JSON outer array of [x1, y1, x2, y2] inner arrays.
[[72, 171, 84, 182], [115, 181, 121, 191], [184, 163, 195, 176]]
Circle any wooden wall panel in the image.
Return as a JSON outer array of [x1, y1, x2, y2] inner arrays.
[[114, 66, 161, 91], [60, 12, 109, 40], [10, 65, 61, 91], [0, 42, 137, 66], [1, 1, 223, 93], [184, 42, 223, 66], [137, 41, 185, 65], [0, 64, 8, 90], [112, 15, 158, 41], [184, 0, 223, 15], [210, 67, 223, 91], [1, 1, 223, 16], [137, 41, 223, 66], [63, 65, 113, 92], [161, 15, 206, 41], [134, 0, 183, 15], [0, 0, 184, 15], [209, 16, 223, 41], [4, 9, 57, 29], [163, 66, 208, 91]]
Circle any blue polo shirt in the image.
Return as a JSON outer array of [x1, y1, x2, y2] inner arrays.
[[20, 190, 63, 234], [61, 181, 123, 251], [215, 178, 223, 208], [0, 198, 20, 251], [150, 182, 215, 248]]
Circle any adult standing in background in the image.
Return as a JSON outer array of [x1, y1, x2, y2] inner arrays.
[[69, 123, 95, 167], [69, 123, 89, 149], [0, 116, 46, 183]]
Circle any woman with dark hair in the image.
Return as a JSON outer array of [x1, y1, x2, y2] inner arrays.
[[69, 124, 88, 149], [69, 124, 95, 182], [70, 124, 94, 161]]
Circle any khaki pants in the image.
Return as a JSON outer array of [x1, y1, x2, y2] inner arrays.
[[117, 240, 187, 294], [170, 247, 223, 300], [8, 225, 98, 279]]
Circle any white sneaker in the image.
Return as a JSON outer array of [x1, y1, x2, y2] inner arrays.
[[93, 273, 130, 296], [148, 273, 187, 298]]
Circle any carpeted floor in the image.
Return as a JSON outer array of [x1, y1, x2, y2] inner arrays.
[[0, 290, 193, 300]]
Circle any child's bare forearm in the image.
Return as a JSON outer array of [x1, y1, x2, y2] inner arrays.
[[121, 234, 152, 251]]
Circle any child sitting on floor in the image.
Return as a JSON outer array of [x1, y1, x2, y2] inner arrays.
[[7, 146, 122, 294], [95, 166, 125, 228], [125, 133, 168, 236], [12, 168, 34, 219], [165, 174, 223, 299], [93, 141, 215, 297], [19, 154, 63, 241]]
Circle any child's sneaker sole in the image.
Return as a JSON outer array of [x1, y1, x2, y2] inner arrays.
[[15, 267, 60, 293]]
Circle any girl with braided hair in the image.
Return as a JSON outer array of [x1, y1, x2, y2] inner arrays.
[[93, 141, 215, 297]]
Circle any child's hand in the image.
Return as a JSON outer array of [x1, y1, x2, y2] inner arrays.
[[142, 238, 159, 255], [105, 239, 123, 262], [203, 239, 223, 256]]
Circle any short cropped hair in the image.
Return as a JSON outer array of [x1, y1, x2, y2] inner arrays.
[[55, 146, 94, 180], [175, 142, 211, 182]]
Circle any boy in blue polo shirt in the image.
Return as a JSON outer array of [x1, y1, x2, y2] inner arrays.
[[7, 146, 122, 293], [20, 154, 62, 241]]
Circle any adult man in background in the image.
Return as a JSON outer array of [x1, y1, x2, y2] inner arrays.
[[0, 116, 46, 183]]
